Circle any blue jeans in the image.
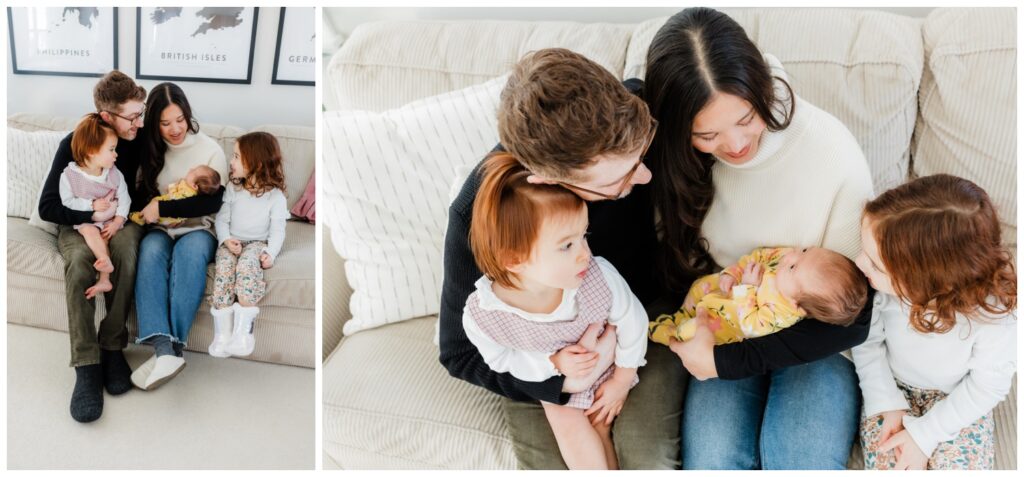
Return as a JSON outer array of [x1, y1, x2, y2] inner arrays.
[[681, 354, 861, 470], [135, 229, 216, 346]]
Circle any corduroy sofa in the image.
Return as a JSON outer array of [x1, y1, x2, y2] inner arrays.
[[6, 113, 315, 369], [322, 8, 1017, 469]]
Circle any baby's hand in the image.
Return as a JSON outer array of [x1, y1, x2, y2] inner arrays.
[[93, 198, 111, 212], [225, 238, 242, 256], [259, 252, 274, 269], [585, 368, 635, 426], [740, 262, 763, 286], [719, 273, 736, 294], [550, 344, 599, 379]]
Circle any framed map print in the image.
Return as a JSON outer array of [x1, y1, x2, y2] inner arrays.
[[136, 7, 259, 84], [7, 7, 118, 77], [271, 7, 314, 86]]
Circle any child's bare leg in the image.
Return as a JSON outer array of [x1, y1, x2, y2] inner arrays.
[[542, 401, 608, 470], [593, 419, 619, 470], [80, 226, 114, 273], [79, 226, 113, 299]]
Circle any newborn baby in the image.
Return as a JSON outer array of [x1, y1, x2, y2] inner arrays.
[[130, 165, 221, 226], [650, 247, 868, 346]]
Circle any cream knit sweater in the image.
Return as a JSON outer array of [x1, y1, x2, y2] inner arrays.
[[155, 131, 229, 237], [702, 94, 875, 267]]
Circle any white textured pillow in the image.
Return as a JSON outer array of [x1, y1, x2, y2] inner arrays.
[[322, 75, 505, 336], [6, 127, 67, 224]]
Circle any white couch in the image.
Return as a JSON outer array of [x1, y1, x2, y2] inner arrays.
[[6, 113, 316, 368], [322, 8, 1016, 469]]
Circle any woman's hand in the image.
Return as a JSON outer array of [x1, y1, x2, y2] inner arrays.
[[259, 252, 275, 269], [562, 325, 617, 394], [100, 216, 125, 240], [669, 308, 718, 380], [141, 200, 160, 224], [225, 238, 242, 256], [878, 429, 929, 470]]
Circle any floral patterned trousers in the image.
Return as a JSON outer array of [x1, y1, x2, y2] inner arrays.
[[210, 240, 267, 309], [860, 380, 994, 470]]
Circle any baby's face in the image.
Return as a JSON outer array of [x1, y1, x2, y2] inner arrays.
[[774, 247, 832, 304]]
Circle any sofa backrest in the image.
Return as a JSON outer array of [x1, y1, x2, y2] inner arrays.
[[7, 112, 314, 210], [326, 7, 1016, 249]]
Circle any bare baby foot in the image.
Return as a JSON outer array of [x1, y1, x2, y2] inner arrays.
[[94, 257, 114, 274], [85, 278, 113, 299]]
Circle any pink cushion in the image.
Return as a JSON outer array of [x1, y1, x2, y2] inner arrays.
[[291, 170, 315, 223]]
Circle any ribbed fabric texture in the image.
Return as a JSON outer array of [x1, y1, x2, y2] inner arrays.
[[321, 75, 505, 336], [323, 226, 353, 361], [624, 8, 923, 194], [6, 128, 68, 219], [325, 20, 632, 112], [913, 8, 1017, 249], [324, 316, 516, 469]]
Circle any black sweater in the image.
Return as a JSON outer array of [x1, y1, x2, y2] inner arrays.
[[438, 152, 663, 404], [437, 78, 872, 402], [38, 132, 223, 225]]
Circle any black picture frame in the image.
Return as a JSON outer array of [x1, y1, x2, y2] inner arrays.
[[7, 7, 118, 78], [135, 7, 259, 84], [271, 7, 314, 86]]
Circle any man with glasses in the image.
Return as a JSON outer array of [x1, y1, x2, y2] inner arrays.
[[439, 48, 685, 469], [37, 70, 147, 423]]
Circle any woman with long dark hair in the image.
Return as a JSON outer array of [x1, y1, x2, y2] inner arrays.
[[643, 8, 874, 469], [130, 82, 229, 390]]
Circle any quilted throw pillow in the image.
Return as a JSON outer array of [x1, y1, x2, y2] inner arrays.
[[7, 127, 68, 224], [322, 75, 505, 335]]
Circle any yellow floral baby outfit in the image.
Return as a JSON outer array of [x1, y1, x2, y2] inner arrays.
[[650, 247, 804, 345], [129, 179, 196, 226]]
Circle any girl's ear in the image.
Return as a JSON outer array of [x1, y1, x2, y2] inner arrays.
[[526, 174, 557, 185], [505, 259, 525, 275]]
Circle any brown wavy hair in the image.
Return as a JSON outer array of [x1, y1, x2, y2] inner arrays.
[[234, 131, 286, 197], [70, 113, 117, 167], [498, 48, 655, 181], [644, 7, 795, 292], [864, 174, 1016, 334], [470, 152, 586, 289]]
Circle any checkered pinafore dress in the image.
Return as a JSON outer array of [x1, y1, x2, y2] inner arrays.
[[467, 258, 639, 409], [63, 164, 123, 230]]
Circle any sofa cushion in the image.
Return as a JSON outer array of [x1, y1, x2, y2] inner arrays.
[[7, 217, 315, 367], [6, 127, 67, 220], [913, 7, 1017, 249], [322, 75, 504, 336], [323, 316, 516, 469], [624, 8, 924, 194], [325, 20, 632, 112]]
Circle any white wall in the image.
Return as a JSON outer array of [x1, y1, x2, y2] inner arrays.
[[7, 7, 314, 129], [324, 7, 934, 42]]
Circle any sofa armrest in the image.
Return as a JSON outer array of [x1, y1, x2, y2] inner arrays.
[[323, 225, 354, 361]]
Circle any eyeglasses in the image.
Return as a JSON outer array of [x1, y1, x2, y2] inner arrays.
[[103, 108, 145, 125], [557, 121, 658, 200]]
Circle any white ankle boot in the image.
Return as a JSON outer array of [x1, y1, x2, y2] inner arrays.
[[225, 304, 259, 357], [208, 305, 234, 358]]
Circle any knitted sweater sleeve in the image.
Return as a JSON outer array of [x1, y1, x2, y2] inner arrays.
[[437, 169, 568, 404]]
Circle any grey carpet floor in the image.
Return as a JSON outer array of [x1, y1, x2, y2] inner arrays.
[[7, 324, 314, 469]]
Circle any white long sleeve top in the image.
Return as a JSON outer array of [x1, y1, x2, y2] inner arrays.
[[59, 164, 131, 219], [851, 292, 1017, 455], [214, 185, 290, 260], [462, 256, 648, 382]]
